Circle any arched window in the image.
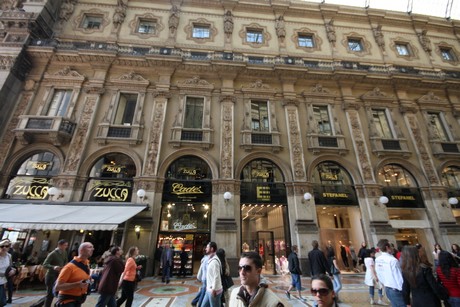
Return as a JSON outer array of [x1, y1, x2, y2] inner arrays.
[[84, 153, 136, 202], [4, 152, 60, 200], [441, 166, 460, 189], [377, 164, 417, 187], [311, 161, 353, 185], [165, 155, 212, 180]]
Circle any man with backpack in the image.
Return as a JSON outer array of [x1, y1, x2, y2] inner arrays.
[[54, 242, 94, 307]]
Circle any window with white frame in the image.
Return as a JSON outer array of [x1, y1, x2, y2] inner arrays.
[[246, 29, 263, 44], [46, 89, 72, 117], [192, 24, 210, 38], [184, 97, 204, 129], [114, 93, 138, 125], [137, 19, 156, 34], [372, 109, 394, 138], [298, 34, 314, 48], [81, 15, 103, 29], [348, 38, 363, 52], [313, 105, 332, 135], [251, 101, 269, 132], [427, 112, 450, 141]]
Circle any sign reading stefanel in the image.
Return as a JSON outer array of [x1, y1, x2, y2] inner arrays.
[[162, 180, 212, 203]]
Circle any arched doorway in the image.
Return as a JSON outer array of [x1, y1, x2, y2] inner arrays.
[[240, 159, 289, 275]]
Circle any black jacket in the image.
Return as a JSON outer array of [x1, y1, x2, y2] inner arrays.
[[308, 248, 331, 276], [402, 265, 442, 307], [288, 252, 301, 275]]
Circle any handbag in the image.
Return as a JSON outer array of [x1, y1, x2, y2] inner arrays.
[[221, 274, 234, 291], [136, 270, 143, 282]]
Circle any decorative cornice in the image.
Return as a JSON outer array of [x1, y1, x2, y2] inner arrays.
[[361, 87, 394, 101], [177, 75, 214, 89]]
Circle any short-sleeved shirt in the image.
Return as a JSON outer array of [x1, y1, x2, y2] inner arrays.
[[57, 257, 90, 298]]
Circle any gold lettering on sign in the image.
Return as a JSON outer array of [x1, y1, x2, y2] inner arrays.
[[391, 195, 416, 201], [320, 173, 338, 181], [32, 162, 50, 170], [323, 193, 348, 198], [252, 169, 270, 178], [94, 187, 129, 201], [171, 183, 204, 195], [9, 177, 50, 199], [256, 186, 270, 201], [179, 167, 198, 175], [102, 164, 123, 173]]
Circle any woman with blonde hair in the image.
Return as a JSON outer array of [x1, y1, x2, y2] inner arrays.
[[116, 246, 142, 307]]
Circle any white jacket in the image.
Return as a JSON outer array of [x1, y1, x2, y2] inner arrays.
[[206, 255, 223, 293]]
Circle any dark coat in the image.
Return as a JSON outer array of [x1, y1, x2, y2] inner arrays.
[[402, 265, 442, 307], [308, 248, 331, 276], [98, 255, 125, 296], [288, 251, 301, 275]]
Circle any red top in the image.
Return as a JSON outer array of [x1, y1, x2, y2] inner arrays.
[[436, 266, 460, 298]]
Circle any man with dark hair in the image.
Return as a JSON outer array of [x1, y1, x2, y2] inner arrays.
[[285, 245, 306, 301], [179, 247, 188, 277], [375, 239, 404, 307], [161, 244, 173, 284], [96, 246, 124, 307], [229, 251, 285, 306], [31, 239, 69, 307], [201, 241, 223, 306], [308, 240, 331, 277]]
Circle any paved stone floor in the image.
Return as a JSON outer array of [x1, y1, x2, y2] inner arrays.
[[9, 272, 380, 307]]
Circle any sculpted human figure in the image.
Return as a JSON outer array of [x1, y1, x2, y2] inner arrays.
[[59, 0, 75, 21], [168, 5, 180, 36], [373, 25, 385, 50], [418, 30, 432, 53], [326, 19, 336, 45], [223, 10, 233, 35], [113, 0, 127, 28], [275, 15, 286, 41]]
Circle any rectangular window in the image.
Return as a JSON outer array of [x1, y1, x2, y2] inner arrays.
[[428, 112, 450, 141], [440, 47, 456, 61], [246, 29, 263, 44], [251, 101, 269, 132], [313, 105, 332, 135], [192, 25, 210, 38], [114, 93, 138, 125], [137, 19, 156, 34], [46, 90, 72, 117], [184, 97, 204, 129], [81, 15, 102, 29], [396, 43, 410, 56], [372, 109, 394, 138], [298, 34, 314, 47], [348, 38, 363, 52]]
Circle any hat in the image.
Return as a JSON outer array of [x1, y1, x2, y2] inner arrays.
[[0, 239, 11, 246]]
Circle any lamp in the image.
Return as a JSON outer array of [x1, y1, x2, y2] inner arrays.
[[48, 187, 63, 201], [447, 197, 459, 208], [137, 189, 147, 203], [223, 191, 232, 204], [302, 192, 312, 204], [376, 196, 389, 207], [134, 225, 141, 239]]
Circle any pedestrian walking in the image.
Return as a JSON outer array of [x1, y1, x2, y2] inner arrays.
[[96, 246, 124, 307], [201, 242, 222, 307], [179, 247, 188, 277], [0, 239, 17, 306], [364, 248, 387, 305], [309, 240, 332, 277], [437, 250, 460, 307], [117, 246, 142, 307], [191, 246, 209, 307], [285, 245, 306, 302], [311, 274, 339, 307], [161, 244, 173, 284]]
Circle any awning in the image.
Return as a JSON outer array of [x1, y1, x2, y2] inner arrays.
[[0, 202, 147, 231]]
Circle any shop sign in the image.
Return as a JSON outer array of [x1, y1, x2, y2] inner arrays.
[[88, 180, 132, 202], [27, 161, 52, 171], [102, 164, 124, 173], [251, 169, 270, 179], [313, 185, 357, 206], [256, 186, 271, 201], [240, 182, 286, 203], [320, 172, 339, 181], [162, 180, 212, 203], [382, 187, 424, 208], [173, 221, 197, 231], [6, 177, 50, 200]]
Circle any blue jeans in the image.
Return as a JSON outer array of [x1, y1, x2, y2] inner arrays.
[[201, 291, 222, 307], [191, 280, 206, 306], [96, 293, 116, 307], [291, 273, 301, 291], [162, 264, 171, 282], [0, 284, 6, 306], [385, 287, 405, 307], [332, 274, 342, 295], [449, 297, 460, 307], [369, 286, 383, 298]]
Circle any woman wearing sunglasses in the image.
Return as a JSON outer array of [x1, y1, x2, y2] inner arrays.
[[0, 239, 16, 306], [311, 274, 339, 307]]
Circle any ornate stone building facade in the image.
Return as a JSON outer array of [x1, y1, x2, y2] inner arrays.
[[0, 0, 459, 275]]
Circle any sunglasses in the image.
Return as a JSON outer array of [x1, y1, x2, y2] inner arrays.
[[0, 245, 10, 248], [238, 265, 253, 272], [311, 288, 330, 296]]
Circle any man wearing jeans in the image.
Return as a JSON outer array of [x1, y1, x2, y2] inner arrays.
[[201, 242, 222, 307], [285, 245, 306, 302], [375, 239, 405, 307]]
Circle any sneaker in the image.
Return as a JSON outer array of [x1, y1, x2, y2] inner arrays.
[[285, 291, 291, 300], [377, 299, 388, 305], [300, 297, 307, 302], [370, 298, 375, 305]]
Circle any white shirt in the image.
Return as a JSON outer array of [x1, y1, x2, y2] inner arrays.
[[375, 252, 403, 291]]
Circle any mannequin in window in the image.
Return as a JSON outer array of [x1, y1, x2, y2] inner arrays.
[[349, 241, 360, 273], [339, 241, 350, 271], [242, 242, 249, 252]]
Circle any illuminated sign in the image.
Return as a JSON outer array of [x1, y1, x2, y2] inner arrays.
[[7, 177, 50, 200], [171, 183, 204, 195], [88, 180, 132, 202], [322, 193, 348, 198], [173, 221, 197, 231], [256, 186, 271, 201], [179, 167, 201, 176], [390, 195, 416, 201], [102, 164, 124, 174], [27, 161, 52, 171], [251, 169, 270, 178], [320, 172, 339, 181]]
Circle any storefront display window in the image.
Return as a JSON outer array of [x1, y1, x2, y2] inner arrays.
[[83, 153, 136, 202], [4, 152, 60, 200], [240, 159, 289, 275]]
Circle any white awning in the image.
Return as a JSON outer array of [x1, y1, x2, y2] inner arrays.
[[0, 202, 147, 231]]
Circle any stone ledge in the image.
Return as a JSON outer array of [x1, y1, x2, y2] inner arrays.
[[369, 221, 396, 235], [215, 218, 237, 232], [295, 219, 318, 233]]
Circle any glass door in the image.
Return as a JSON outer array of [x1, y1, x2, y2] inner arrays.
[[257, 231, 275, 274]]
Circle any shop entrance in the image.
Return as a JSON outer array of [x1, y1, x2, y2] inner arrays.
[[257, 231, 275, 274], [317, 206, 364, 271]]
